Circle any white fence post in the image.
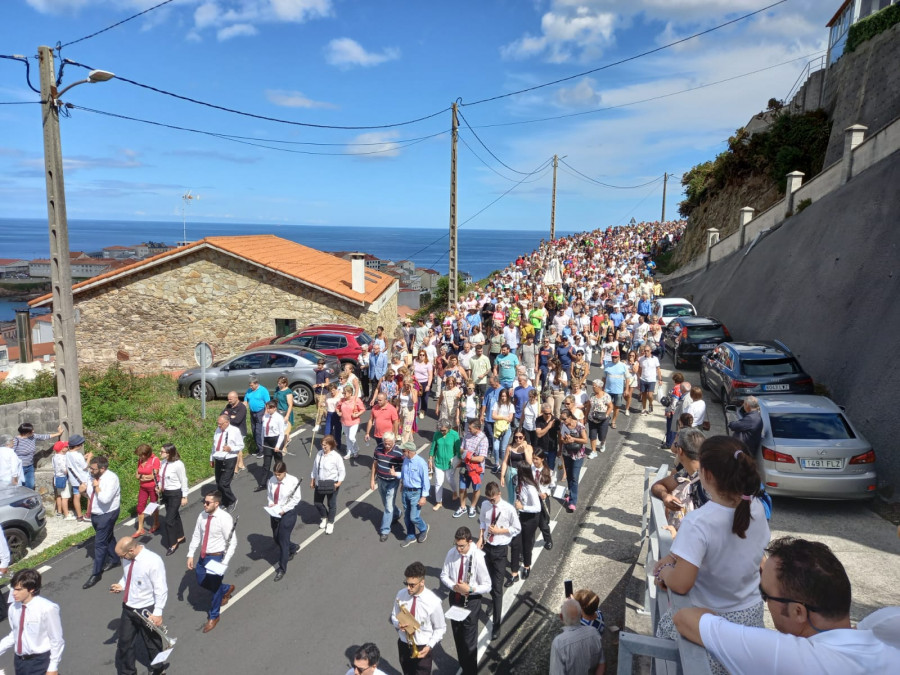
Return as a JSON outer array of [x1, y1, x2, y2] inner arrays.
[[738, 207, 754, 247], [785, 171, 805, 215], [840, 124, 868, 185], [706, 228, 720, 268]]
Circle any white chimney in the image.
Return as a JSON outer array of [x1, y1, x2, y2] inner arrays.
[[350, 253, 366, 294]]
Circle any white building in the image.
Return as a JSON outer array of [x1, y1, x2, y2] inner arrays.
[[827, 0, 898, 65]]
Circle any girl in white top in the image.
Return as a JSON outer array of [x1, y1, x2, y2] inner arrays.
[[51, 444, 70, 519], [158, 443, 189, 554], [685, 388, 707, 428], [510, 463, 542, 583], [310, 435, 346, 533], [462, 382, 480, 427], [653, 436, 770, 675], [521, 388, 540, 446]]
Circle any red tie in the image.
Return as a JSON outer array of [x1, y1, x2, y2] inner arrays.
[[15, 605, 25, 655], [160, 464, 168, 492], [457, 555, 466, 583], [410, 595, 417, 617], [200, 514, 214, 558], [273, 482, 281, 505], [215, 431, 224, 454], [123, 559, 135, 604]]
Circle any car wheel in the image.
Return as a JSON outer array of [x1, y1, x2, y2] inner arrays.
[[5, 527, 29, 563], [190, 381, 215, 401], [291, 383, 314, 408]]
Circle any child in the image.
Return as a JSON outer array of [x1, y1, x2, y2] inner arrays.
[[65, 434, 91, 522], [51, 441, 71, 520]]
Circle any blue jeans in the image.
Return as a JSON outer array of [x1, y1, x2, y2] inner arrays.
[[492, 427, 511, 467], [563, 456, 584, 506], [376, 477, 401, 535], [401, 487, 427, 539], [22, 465, 35, 490], [196, 553, 228, 619]]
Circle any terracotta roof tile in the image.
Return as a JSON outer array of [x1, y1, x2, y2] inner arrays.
[[0, 259, 28, 265], [31, 235, 395, 307]]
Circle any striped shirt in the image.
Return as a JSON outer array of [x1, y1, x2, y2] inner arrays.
[[13, 434, 51, 468], [373, 443, 403, 482]]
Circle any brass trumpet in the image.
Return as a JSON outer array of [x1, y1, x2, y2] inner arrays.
[[133, 608, 177, 650]]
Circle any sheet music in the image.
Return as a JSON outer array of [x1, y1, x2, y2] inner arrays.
[[203, 559, 227, 576], [445, 605, 471, 621]]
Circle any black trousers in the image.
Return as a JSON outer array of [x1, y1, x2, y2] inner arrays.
[[397, 638, 433, 675], [260, 436, 283, 487], [451, 599, 482, 675], [314, 486, 339, 522], [160, 489, 184, 548], [91, 509, 120, 576], [214, 457, 237, 507], [13, 652, 50, 675], [538, 497, 553, 545], [270, 508, 298, 572], [360, 373, 370, 400], [512, 511, 539, 569], [115, 603, 164, 675], [483, 542, 508, 630]]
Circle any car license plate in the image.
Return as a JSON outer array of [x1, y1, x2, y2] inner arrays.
[[699, 343, 716, 350], [764, 384, 790, 391], [800, 458, 844, 470]]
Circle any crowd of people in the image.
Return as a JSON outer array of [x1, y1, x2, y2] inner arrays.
[[1, 218, 898, 674]]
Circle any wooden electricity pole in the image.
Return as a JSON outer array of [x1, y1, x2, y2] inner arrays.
[[448, 102, 458, 309], [661, 172, 668, 222], [550, 154, 558, 240]]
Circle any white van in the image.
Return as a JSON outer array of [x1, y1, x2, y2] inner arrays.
[[651, 298, 697, 326]]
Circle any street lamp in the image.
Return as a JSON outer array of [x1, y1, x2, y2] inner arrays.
[[37, 45, 114, 439]]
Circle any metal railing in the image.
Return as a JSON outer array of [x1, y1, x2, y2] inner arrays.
[[785, 55, 826, 108], [617, 465, 712, 675]]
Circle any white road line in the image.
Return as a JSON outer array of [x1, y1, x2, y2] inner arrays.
[[37, 565, 52, 573], [221, 440, 430, 614]]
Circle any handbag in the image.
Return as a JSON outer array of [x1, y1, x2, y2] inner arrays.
[[315, 479, 335, 495], [54, 475, 67, 490]]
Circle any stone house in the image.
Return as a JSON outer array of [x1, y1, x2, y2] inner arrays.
[[29, 235, 398, 374]]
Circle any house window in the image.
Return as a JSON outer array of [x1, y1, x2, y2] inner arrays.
[[275, 318, 297, 337]]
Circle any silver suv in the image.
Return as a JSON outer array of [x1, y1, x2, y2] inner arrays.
[[177, 345, 339, 408], [0, 485, 46, 562]]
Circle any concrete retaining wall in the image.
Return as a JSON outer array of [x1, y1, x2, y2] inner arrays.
[[0, 397, 60, 500]]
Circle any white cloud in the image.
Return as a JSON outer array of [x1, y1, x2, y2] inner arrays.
[[265, 89, 337, 109], [347, 132, 401, 159], [194, 2, 220, 29], [217, 23, 257, 40], [325, 38, 400, 68], [270, 0, 331, 21], [555, 78, 602, 107], [502, 6, 616, 63]]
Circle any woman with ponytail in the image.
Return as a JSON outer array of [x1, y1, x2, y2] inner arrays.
[[653, 435, 770, 675]]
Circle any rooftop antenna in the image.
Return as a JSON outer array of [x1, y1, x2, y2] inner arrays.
[[180, 190, 199, 246]]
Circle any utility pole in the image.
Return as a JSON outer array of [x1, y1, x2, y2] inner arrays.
[[550, 154, 558, 240], [661, 172, 668, 222], [448, 102, 458, 309], [39, 45, 83, 438]]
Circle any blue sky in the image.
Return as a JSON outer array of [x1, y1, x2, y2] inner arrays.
[[1, 0, 834, 233]]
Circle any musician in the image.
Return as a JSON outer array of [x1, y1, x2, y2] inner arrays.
[[210, 415, 243, 512], [390, 561, 446, 675], [255, 400, 285, 491], [0, 569, 64, 675], [82, 455, 122, 589], [477, 481, 521, 641], [344, 642, 388, 675], [186, 490, 237, 633], [440, 527, 492, 675], [110, 537, 168, 675], [158, 444, 188, 556], [266, 461, 302, 582]]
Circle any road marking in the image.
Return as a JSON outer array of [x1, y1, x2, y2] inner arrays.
[[221, 440, 430, 614], [37, 565, 51, 573]]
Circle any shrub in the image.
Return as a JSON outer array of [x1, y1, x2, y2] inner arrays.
[[847, 4, 900, 53]]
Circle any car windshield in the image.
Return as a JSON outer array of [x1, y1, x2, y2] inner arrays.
[[768, 413, 855, 440], [663, 305, 694, 317], [742, 358, 800, 377], [357, 332, 374, 346], [687, 325, 725, 339]]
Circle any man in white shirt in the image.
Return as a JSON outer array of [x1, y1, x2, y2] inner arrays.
[[674, 536, 900, 675], [440, 526, 492, 675], [0, 434, 22, 487], [390, 560, 447, 675], [266, 460, 302, 582], [637, 346, 661, 414], [0, 569, 64, 675], [82, 455, 121, 589], [187, 490, 238, 633], [477, 481, 522, 641], [256, 401, 286, 491], [110, 537, 168, 675], [210, 414, 243, 512], [344, 643, 389, 675]]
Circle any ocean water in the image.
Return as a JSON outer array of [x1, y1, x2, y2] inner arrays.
[[0, 218, 579, 320]]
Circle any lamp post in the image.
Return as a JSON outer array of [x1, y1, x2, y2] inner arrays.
[[37, 45, 114, 439]]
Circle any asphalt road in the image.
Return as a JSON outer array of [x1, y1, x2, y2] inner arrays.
[[0, 357, 627, 674]]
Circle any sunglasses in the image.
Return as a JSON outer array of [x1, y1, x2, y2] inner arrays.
[[758, 584, 821, 612]]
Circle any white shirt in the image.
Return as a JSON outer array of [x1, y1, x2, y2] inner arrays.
[[699, 613, 900, 675], [210, 425, 244, 461], [266, 473, 302, 515], [158, 459, 188, 496], [88, 470, 121, 515], [390, 587, 447, 648], [188, 508, 237, 566], [671, 499, 769, 612], [638, 355, 660, 382], [0, 524, 10, 569], [686, 399, 707, 427], [522, 402, 540, 431], [311, 450, 346, 483], [65, 450, 88, 486], [479, 499, 522, 547], [515, 483, 542, 513], [345, 669, 387, 675], [0, 595, 65, 669], [440, 545, 492, 604], [119, 547, 168, 615], [261, 412, 285, 448], [0, 446, 22, 486]]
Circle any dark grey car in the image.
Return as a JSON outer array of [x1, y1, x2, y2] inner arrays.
[[0, 485, 46, 562], [177, 345, 339, 408]]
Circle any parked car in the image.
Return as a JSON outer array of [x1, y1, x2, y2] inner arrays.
[[701, 341, 814, 410], [247, 323, 373, 376], [651, 297, 697, 326], [727, 395, 877, 500], [663, 316, 730, 367], [0, 486, 46, 562], [177, 345, 339, 407]]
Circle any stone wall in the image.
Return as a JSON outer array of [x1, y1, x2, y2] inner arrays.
[[0, 397, 59, 470], [72, 249, 398, 373]]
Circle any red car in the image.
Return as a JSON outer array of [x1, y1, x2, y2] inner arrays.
[[248, 324, 374, 375]]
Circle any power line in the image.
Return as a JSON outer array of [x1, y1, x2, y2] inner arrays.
[[559, 160, 664, 189], [63, 59, 450, 131], [68, 104, 445, 156], [456, 108, 530, 175], [0, 101, 39, 105], [59, 0, 177, 49], [0, 54, 40, 93], [460, 0, 789, 107], [458, 133, 531, 183], [612, 181, 664, 227], [459, 157, 554, 228]]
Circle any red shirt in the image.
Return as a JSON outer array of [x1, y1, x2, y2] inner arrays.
[[137, 456, 160, 479], [370, 403, 399, 438]]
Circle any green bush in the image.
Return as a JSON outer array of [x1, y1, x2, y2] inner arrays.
[[0, 370, 57, 405], [847, 4, 900, 53]]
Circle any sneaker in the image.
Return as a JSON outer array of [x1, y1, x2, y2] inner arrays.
[[401, 537, 416, 548], [624, 409, 630, 416], [453, 507, 466, 518], [587, 451, 598, 459], [255, 453, 264, 459], [65, 514, 76, 521], [567, 503, 576, 513], [416, 529, 428, 544], [379, 533, 389, 542], [319, 518, 327, 529], [55, 513, 64, 519], [600, 443, 606, 453], [642, 409, 649, 415], [418, 412, 425, 419], [468, 507, 477, 518], [325, 522, 334, 535]]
